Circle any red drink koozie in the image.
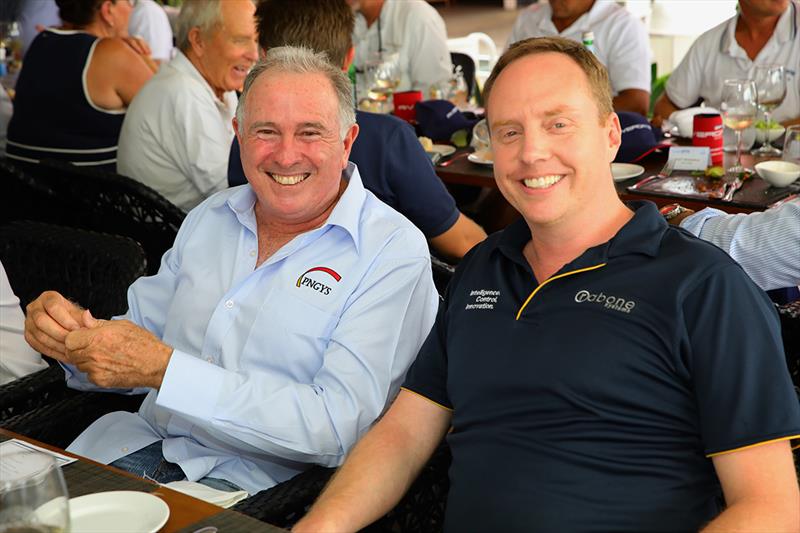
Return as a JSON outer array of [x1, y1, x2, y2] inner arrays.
[[692, 113, 723, 166], [393, 90, 423, 123]]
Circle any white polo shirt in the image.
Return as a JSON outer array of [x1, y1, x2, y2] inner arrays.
[[353, 0, 452, 96], [117, 51, 237, 212], [506, 1, 651, 95], [666, 1, 800, 123]]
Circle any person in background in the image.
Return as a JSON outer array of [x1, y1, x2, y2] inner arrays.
[[0, 87, 12, 157], [653, 0, 800, 128], [1, 260, 48, 386], [663, 199, 800, 291], [128, 0, 173, 63], [349, 0, 452, 98], [228, 0, 486, 261], [24, 46, 438, 496], [294, 37, 800, 532], [117, 0, 257, 212], [17, 0, 61, 57], [5, 0, 157, 170], [506, 0, 651, 116]]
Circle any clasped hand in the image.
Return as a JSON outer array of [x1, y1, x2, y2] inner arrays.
[[24, 291, 171, 389]]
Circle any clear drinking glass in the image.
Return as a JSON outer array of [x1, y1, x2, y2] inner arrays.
[[0, 451, 69, 533], [720, 79, 758, 176], [751, 65, 787, 156], [783, 125, 800, 164]]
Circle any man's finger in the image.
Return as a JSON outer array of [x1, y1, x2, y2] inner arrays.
[[65, 328, 96, 352]]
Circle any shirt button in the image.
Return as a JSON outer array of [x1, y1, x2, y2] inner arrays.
[[225, 299, 234, 309], [249, 250, 256, 257], [121, 447, 129, 453]]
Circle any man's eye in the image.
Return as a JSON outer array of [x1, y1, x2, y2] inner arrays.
[[300, 131, 321, 137]]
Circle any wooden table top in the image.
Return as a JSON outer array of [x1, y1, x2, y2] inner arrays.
[[436, 143, 798, 217], [0, 428, 284, 532]]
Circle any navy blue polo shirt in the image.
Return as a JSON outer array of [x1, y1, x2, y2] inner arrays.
[[228, 110, 459, 239], [404, 201, 800, 532]]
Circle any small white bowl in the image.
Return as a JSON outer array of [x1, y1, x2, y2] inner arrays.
[[754, 125, 786, 144], [755, 160, 800, 187]]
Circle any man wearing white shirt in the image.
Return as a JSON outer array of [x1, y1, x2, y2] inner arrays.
[[665, 199, 800, 291], [1, 261, 47, 386], [128, 0, 174, 63], [507, 0, 651, 116], [654, 0, 800, 127], [24, 46, 439, 495], [350, 0, 452, 98], [117, 0, 257, 212]]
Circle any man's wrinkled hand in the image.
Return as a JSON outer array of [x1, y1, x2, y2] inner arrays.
[[64, 318, 173, 390], [24, 291, 85, 362]]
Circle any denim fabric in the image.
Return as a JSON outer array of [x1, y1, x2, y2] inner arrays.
[[109, 441, 243, 492]]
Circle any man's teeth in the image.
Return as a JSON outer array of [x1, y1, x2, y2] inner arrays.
[[270, 173, 309, 185], [523, 174, 564, 189]]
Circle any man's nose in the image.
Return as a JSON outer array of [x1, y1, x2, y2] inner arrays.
[[274, 136, 302, 167], [519, 131, 551, 166]]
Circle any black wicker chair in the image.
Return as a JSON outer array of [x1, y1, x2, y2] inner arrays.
[[233, 442, 451, 531], [0, 221, 148, 427], [2, 158, 185, 274]]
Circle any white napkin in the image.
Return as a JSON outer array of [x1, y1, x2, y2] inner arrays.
[[668, 106, 720, 137], [163, 480, 249, 508]]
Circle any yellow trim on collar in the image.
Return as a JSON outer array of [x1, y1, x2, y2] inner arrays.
[[515, 263, 607, 321]]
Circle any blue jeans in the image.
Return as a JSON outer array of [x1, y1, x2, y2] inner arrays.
[[109, 441, 242, 492]]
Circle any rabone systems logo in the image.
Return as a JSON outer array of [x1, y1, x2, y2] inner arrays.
[[296, 266, 341, 296], [574, 289, 636, 314]]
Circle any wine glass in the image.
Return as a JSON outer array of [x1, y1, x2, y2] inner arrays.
[[368, 52, 400, 112], [783, 125, 800, 164], [0, 451, 69, 533], [751, 65, 786, 156], [720, 79, 757, 176]]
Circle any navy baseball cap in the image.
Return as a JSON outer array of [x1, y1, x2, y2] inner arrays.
[[614, 112, 670, 163], [415, 100, 478, 141]]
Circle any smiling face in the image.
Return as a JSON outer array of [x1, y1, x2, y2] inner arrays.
[[234, 70, 358, 228], [487, 52, 620, 229], [194, 0, 258, 98]]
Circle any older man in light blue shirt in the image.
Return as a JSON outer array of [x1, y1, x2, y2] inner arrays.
[[24, 47, 439, 496]]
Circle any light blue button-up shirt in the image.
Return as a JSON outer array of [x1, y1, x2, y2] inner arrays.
[[66, 164, 439, 494]]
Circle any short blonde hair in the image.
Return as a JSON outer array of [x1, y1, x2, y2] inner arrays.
[[483, 36, 614, 123]]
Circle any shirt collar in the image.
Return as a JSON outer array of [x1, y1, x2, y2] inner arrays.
[[540, 0, 615, 35], [224, 162, 366, 253], [722, 2, 797, 57], [494, 201, 666, 273], [170, 50, 235, 111]]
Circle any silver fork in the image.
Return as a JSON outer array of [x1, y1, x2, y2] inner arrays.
[[628, 160, 674, 190]]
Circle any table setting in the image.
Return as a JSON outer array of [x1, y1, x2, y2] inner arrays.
[[0, 431, 284, 533]]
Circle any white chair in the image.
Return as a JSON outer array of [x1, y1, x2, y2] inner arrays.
[[446, 32, 499, 87]]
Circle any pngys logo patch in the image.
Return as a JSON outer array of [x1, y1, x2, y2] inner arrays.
[[296, 266, 341, 295]]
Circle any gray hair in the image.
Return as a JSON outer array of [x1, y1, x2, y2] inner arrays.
[[235, 46, 356, 140], [175, 0, 223, 53]]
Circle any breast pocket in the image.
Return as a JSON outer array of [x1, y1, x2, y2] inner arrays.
[[240, 288, 339, 381]]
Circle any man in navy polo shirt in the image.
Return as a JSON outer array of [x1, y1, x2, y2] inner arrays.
[[228, 0, 486, 262], [296, 37, 800, 532]]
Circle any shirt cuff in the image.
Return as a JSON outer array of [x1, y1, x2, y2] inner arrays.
[[156, 349, 224, 419], [679, 207, 726, 237]]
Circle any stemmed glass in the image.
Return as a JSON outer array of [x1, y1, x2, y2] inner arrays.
[[367, 52, 400, 111], [720, 79, 758, 176], [0, 451, 70, 532], [751, 65, 786, 156]]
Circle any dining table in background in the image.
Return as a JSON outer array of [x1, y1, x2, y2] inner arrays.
[[0, 428, 285, 533], [435, 140, 798, 233]]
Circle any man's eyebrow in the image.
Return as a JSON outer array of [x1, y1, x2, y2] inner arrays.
[[543, 105, 579, 118], [248, 121, 277, 132], [298, 122, 328, 131]]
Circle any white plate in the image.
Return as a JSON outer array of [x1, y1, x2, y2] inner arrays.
[[428, 144, 456, 157], [611, 163, 645, 182], [467, 153, 493, 166], [68, 491, 169, 533]]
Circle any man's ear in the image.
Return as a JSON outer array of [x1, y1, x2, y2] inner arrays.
[[341, 122, 360, 168], [188, 27, 205, 58], [606, 112, 622, 163]]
